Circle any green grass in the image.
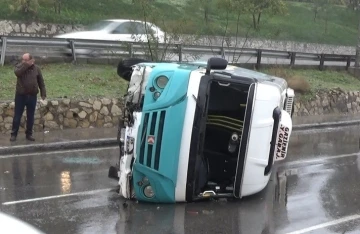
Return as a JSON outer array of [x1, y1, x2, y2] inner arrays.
[[0, 64, 127, 101], [262, 67, 360, 101], [1, 63, 359, 102], [0, 0, 359, 46], [290, 69, 360, 92]]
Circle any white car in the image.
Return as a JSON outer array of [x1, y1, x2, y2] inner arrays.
[[0, 212, 45, 234], [54, 19, 166, 43]]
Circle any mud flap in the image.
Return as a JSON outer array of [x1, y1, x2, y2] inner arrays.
[[108, 166, 119, 180], [264, 107, 282, 175]]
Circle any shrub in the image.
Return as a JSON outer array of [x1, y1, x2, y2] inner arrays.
[[265, 67, 311, 93]]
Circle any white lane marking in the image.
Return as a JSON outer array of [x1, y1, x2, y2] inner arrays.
[[285, 214, 360, 234], [280, 152, 360, 168], [2, 188, 113, 205], [0, 146, 118, 159]]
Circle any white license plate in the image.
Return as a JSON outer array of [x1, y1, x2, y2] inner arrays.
[[274, 124, 290, 161]]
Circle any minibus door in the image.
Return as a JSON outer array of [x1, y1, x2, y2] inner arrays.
[[233, 83, 256, 198]]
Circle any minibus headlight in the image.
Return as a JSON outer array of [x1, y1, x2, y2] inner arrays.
[[154, 91, 161, 99], [155, 76, 169, 89], [143, 185, 155, 198], [142, 177, 149, 184]]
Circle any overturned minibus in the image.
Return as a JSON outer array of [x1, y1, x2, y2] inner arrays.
[[108, 57, 295, 203]]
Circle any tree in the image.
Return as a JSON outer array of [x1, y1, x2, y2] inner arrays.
[[185, 0, 213, 25], [244, 0, 287, 30], [347, 0, 360, 10], [198, 0, 255, 63], [313, 0, 324, 21], [38, 0, 62, 14], [53, 0, 61, 14], [8, 0, 39, 15], [130, 0, 200, 62], [308, 0, 336, 33]]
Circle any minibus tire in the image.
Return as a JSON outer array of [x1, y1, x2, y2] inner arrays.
[[117, 123, 121, 144], [117, 118, 124, 145], [117, 58, 150, 81]]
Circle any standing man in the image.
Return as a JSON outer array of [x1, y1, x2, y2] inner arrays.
[[10, 53, 46, 142]]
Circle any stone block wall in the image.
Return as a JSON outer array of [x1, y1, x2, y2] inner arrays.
[[293, 89, 360, 116], [0, 97, 122, 134], [0, 20, 84, 37]]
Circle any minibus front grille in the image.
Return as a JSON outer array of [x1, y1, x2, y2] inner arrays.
[[285, 96, 294, 116], [139, 110, 166, 170], [139, 113, 149, 165]]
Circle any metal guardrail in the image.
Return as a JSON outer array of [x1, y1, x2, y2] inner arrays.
[[0, 36, 356, 70]]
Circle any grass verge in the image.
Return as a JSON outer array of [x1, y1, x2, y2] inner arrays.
[[0, 63, 127, 101], [262, 67, 360, 101], [1, 63, 359, 102]]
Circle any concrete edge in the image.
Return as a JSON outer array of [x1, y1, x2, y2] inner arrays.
[[293, 119, 360, 131], [1, 120, 359, 156], [0, 138, 118, 156]]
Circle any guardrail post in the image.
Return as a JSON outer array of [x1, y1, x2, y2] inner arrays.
[[346, 56, 351, 70], [177, 44, 183, 62], [70, 40, 76, 63], [0, 37, 7, 66], [319, 54, 325, 71], [256, 49, 262, 70], [129, 43, 134, 58], [290, 52, 296, 66], [220, 47, 225, 59]]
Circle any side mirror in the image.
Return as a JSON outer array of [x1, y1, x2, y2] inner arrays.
[[206, 57, 228, 75]]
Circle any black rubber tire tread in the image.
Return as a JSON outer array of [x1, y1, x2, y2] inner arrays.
[[117, 58, 150, 81]]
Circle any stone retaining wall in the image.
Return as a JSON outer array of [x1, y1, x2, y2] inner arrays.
[[0, 97, 122, 134], [0, 20, 83, 37], [294, 89, 360, 116], [0, 89, 359, 133]]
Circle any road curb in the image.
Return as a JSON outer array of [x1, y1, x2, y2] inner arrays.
[[1, 120, 359, 156], [0, 138, 118, 156], [293, 119, 360, 131]]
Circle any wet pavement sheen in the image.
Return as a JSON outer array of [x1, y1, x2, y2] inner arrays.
[[1, 126, 360, 234], [0, 127, 118, 148]]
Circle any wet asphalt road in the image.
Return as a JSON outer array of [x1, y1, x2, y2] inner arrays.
[[1, 126, 360, 234]]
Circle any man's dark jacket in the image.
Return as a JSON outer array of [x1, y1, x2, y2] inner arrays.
[[14, 63, 46, 98]]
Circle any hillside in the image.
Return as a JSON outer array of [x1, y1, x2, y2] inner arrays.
[[0, 0, 358, 46]]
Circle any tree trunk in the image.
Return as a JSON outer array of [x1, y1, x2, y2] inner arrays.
[[204, 6, 209, 23], [220, 10, 229, 59], [232, 12, 241, 63], [252, 14, 257, 29], [257, 12, 262, 25], [325, 10, 328, 34], [355, 11, 360, 67]]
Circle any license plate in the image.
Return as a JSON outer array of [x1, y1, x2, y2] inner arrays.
[[274, 124, 290, 161]]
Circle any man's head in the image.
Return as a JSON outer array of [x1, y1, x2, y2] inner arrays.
[[22, 53, 32, 61], [22, 53, 34, 65]]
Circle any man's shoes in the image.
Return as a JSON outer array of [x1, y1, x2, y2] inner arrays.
[[26, 135, 35, 141], [10, 135, 16, 142]]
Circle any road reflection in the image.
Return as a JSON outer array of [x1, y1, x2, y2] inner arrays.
[[319, 155, 360, 233], [113, 172, 285, 234]]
